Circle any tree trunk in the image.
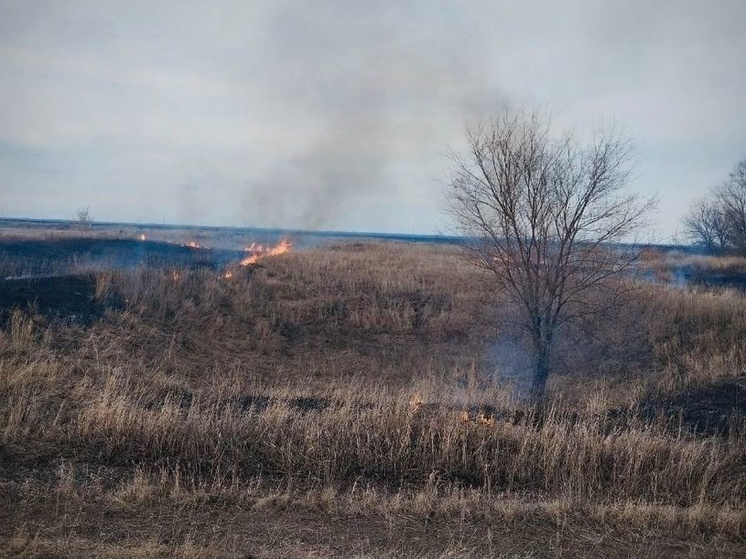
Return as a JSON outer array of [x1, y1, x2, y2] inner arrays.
[[530, 343, 551, 401]]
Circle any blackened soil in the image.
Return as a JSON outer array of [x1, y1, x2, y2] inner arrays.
[[661, 376, 746, 436], [0, 237, 250, 325], [0, 238, 244, 276], [636, 376, 746, 437], [0, 237, 247, 325], [234, 394, 332, 413], [690, 268, 746, 291], [0, 273, 112, 326]]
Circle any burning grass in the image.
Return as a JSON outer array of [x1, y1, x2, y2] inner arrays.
[[1, 240, 745, 557], [240, 238, 292, 266]]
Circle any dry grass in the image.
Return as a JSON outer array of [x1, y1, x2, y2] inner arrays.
[[1, 240, 745, 557]]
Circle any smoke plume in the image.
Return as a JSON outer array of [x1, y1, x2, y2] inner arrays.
[[240, 0, 494, 230]]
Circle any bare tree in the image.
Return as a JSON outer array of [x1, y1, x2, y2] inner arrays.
[[75, 207, 93, 231], [448, 108, 655, 400], [719, 158, 746, 255], [685, 157, 746, 255], [683, 198, 729, 253]]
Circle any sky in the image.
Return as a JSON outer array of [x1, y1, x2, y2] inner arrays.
[[0, 0, 744, 240]]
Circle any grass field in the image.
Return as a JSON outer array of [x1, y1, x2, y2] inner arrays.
[[1, 234, 745, 558]]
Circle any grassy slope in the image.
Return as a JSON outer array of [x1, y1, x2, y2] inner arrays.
[[1, 241, 745, 558]]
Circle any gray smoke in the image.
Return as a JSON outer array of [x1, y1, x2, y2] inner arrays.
[[483, 334, 536, 401], [240, 0, 496, 230]]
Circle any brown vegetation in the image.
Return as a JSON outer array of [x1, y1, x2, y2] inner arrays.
[[1, 240, 745, 557]]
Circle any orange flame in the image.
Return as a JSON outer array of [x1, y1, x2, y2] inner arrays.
[[240, 239, 292, 267], [458, 409, 496, 426], [409, 393, 424, 411], [476, 412, 495, 426], [218, 239, 292, 278]]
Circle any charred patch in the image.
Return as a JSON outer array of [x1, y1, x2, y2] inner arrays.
[[0, 273, 116, 326], [289, 396, 331, 413], [0, 238, 245, 276], [654, 376, 746, 436], [235, 394, 272, 413], [690, 268, 746, 291]]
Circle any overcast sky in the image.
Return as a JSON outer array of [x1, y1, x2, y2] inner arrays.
[[1, 0, 744, 239]]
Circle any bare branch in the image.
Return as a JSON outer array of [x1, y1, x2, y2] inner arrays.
[[447, 107, 655, 400], [684, 156, 746, 255]]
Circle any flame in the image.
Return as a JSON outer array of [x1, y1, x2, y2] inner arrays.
[[409, 393, 424, 411], [476, 412, 495, 426], [217, 239, 291, 278], [240, 239, 292, 267], [171, 271, 181, 281], [139, 233, 146, 241], [185, 241, 201, 249], [409, 393, 496, 426], [458, 409, 496, 426]]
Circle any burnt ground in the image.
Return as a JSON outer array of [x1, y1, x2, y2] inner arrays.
[[689, 267, 746, 291], [640, 262, 746, 292], [0, 273, 110, 326], [0, 237, 247, 325], [654, 376, 746, 436], [0, 237, 245, 276]]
